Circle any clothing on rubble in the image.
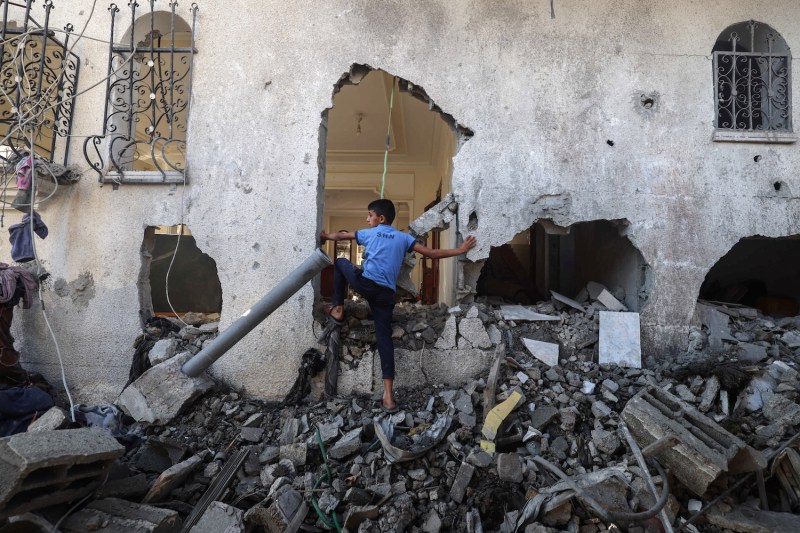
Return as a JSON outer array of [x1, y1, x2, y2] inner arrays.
[[8, 211, 48, 263], [0, 386, 54, 437], [0, 263, 38, 309]]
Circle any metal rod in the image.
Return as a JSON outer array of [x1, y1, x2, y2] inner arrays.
[[181, 249, 332, 377]]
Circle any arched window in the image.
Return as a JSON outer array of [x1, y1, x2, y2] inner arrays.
[[713, 21, 792, 140], [84, 1, 198, 184]]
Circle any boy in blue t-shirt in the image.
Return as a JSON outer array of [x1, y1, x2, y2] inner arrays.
[[320, 198, 476, 413]]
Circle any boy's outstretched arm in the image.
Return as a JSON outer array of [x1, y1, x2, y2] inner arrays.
[[413, 235, 476, 259], [320, 230, 356, 243]]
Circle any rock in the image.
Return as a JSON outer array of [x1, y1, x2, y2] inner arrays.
[[279, 418, 299, 445], [148, 338, 179, 365], [530, 406, 559, 429], [522, 338, 559, 367], [449, 462, 475, 503], [591, 428, 620, 455], [189, 501, 244, 533], [143, 454, 203, 503], [422, 509, 442, 533], [344, 487, 372, 505], [591, 400, 613, 419], [466, 449, 493, 468], [249, 486, 307, 533], [434, 315, 457, 349], [344, 505, 379, 530], [408, 468, 427, 481], [60, 498, 180, 533], [454, 391, 474, 414], [699, 376, 721, 413], [27, 406, 68, 432], [497, 453, 523, 483], [259, 446, 280, 464], [280, 444, 307, 466], [459, 318, 492, 349], [241, 427, 264, 443], [242, 413, 264, 428], [329, 427, 362, 459]]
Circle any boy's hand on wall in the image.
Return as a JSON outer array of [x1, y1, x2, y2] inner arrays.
[[460, 235, 477, 253], [319, 230, 328, 244]]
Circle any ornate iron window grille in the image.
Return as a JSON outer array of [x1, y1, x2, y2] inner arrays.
[[0, 0, 80, 165], [84, 1, 197, 184], [713, 20, 792, 133]]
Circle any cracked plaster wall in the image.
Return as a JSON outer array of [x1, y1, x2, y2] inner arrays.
[[10, 0, 800, 402]]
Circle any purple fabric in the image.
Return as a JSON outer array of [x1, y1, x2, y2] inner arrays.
[[8, 211, 48, 264], [0, 263, 38, 309], [14, 156, 32, 190]]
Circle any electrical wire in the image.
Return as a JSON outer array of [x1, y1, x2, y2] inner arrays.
[[379, 76, 395, 199]]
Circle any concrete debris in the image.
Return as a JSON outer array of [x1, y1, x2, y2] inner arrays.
[[26, 406, 68, 432], [550, 290, 586, 312], [522, 337, 559, 366], [11, 295, 800, 531], [587, 281, 628, 311], [707, 506, 800, 533], [60, 498, 180, 533], [500, 305, 561, 322], [598, 311, 642, 368]]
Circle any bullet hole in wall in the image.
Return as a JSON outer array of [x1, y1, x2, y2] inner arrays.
[[468, 211, 479, 231], [641, 96, 655, 109], [607, 140, 615, 146], [774, 181, 782, 191], [754, 155, 762, 162]]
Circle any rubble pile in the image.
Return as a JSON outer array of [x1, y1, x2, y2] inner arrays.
[[4, 297, 800, 532]]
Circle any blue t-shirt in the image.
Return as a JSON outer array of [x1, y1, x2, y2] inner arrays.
[[355, 225, 417, 291]]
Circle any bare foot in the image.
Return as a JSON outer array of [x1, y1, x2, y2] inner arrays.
[[330, 305, 344, 321]]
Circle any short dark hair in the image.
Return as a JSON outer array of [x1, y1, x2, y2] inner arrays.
[[368, 198, 396, 224]]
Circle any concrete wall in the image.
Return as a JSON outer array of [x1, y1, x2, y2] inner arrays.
[[10, 0, 800, 401]]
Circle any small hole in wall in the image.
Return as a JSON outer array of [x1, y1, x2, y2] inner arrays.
[[774, 181, 782, 191], [607, 140, 615, 146], [468, 211, 479, 231], [754, 155, 762, 162], [641, 97, 654, 109]]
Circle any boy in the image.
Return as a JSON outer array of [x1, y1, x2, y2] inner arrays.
[[320, 198, 476, 413]]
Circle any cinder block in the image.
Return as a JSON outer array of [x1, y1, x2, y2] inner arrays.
[[621, 386, 766, 496], [0, 428, 124, 518]]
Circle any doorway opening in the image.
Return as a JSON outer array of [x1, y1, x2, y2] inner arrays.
[[318, 65, 471, 307]]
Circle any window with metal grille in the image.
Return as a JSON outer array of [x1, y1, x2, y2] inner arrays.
[[0, 0, 80, 165], [713, 21, 794, 142], [84, 1, 197, 184]]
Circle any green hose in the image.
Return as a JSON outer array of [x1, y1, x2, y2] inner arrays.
[[310, 427, 343, 532]]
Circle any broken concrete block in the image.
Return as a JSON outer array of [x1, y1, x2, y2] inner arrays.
[[621, 386, 767, 496], [96, 473, 150, 500], [117, 352, 214, 425], [699, 375, 721, 413], [522, 338, 559, 367], [598, 312, 641, 368], [459, 318, 492, 349], [344, 504, 380, 530], [706, 506, 800, 533], [449, 462, 475, 503], [737, 342, 768, 363], [61, 498, 180, 533], [329, 427, 362, 459], [550, 290, 585, 312], [497, 453, 523, 483], [259, 486, 307, 533], [0, 428, 124, 519], [143, 454, 203, 503], [409, 192, 457, 236], [696, 303, 733, 352], [27, 406, 68, 432], [500, 305, 560, 322], [148, 338, 179, 365], [189, 501, 244, 533], [279, 443, 307, 466], [587, 281, 628, 311]]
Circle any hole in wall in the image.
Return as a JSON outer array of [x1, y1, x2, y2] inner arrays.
[[317, 64, 473, 308], [641, 96, 654, 109], [700, 236, 800, 317], [774, 181, 782, 191], [138, 225, 223, 323], [468, 211, 478, 231], [606, 140, 615, 146], [754, 155, 762, 162], [476, 219, 652, 311]]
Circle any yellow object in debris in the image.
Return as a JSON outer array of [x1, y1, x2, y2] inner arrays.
[[480, 440, 496, 454], [481, 390, 523, 441]]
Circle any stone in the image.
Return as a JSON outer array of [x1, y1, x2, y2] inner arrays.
[[522, 338, 559, 367], [601, 379, 619, 393], [454, 391, 474, 414], [422, 509, 442, 533], [241, 427, 264, 443], [279, 418, 299, 445], [280, 443, 307, 466], [487, 324, 503, 345], [344, 505, 380, 530], [466, 449, 493, 468], [329, 427, 362, 459], [466, 305, 479, 318], [459, 318, 492, 349], [591, 428, 620, 454], [60, 498, 180, 533], [117, 352, 215, 425], [96, 473, 151, 500], [675, 384, 697, 403], [27, 406, 68, 432], [148, 338, 179, 365], [500, 305, 560, 322], [243, 413, 264, 428], [256, 486, 307, 533], [143, 454, 203, 503], [434, 315, 457, 349], [408, 468, 427, 481], [695, 303, 733, 352], [530, 406, 559, 429], [550, 290, 586, 312], [781, 330, 800, 348], [0, 428, 124, 519], [738, 342, 768, 363], [497, 453, 523, 483], [190, 501, 244, 533], [449, 462, 475, 503], [598, 312, 641, 368], [344, 487, 372, 505], [699, 376, 720, 413], [588, 282, 627, 311], [591, 400, 613, 419], [260, 446, 280, 464], [707, 506, 800, 533]]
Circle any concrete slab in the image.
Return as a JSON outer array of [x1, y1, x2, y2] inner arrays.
[[696, 303, 733, 352], [599, 312, 641, 368], [522, 338, 559, 367], [500, 305, 560, 322], [369, 348, 495, 390], [0, 428, 124, 519], [117, 352, 214, 425], [596, 289, 628, 312], [189, 501, 244, 533], [61, 497, 180, 533], [550, 291, 585, 312]]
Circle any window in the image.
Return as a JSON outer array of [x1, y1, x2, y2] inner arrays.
[[84, 2, 198, 184], [713, 21, 794, 142], [0, 1, 80, 165]]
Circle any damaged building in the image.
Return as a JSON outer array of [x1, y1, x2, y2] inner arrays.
[[2, 0, 800, 531]]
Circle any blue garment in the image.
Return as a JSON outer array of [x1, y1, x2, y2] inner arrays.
[[0, 386, 54, 436], [354, 225, 416, 291], [8, 211, 48, 263]]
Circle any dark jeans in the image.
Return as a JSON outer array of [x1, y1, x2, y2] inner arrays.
[[332, 258, 396, 379]]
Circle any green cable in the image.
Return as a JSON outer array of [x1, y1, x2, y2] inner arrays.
[[310, 427, 343, 532], [380, 77, 396, 199]]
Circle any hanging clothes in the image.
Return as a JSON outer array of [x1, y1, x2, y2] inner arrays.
[[14, 156, 32, 191], [8, 211, 48, 263]]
